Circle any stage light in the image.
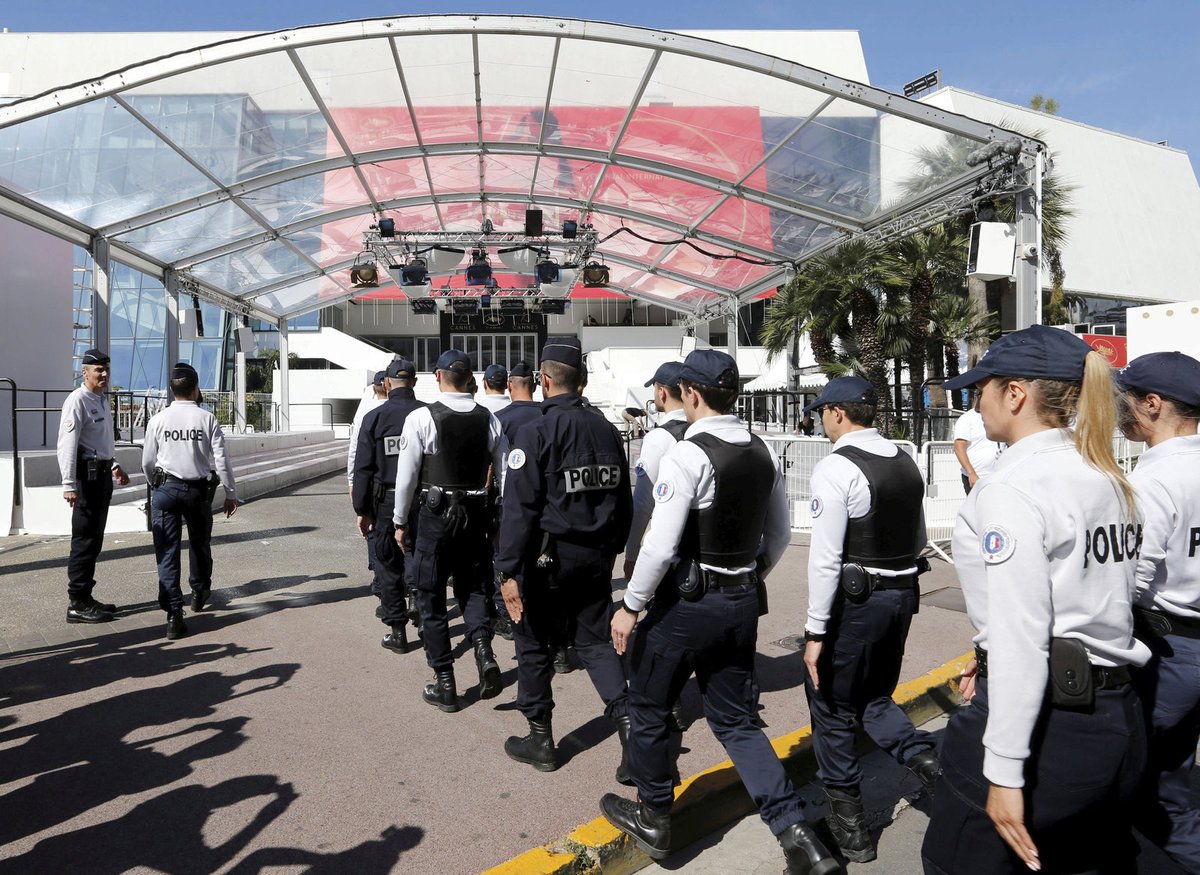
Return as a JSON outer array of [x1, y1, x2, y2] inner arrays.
[[377, 218, 396, 238], [539, 266, 578, 298], [425, 246, 466, 274], [466, 250, 493, 286], [562, 220, 578, 239], [453, 298, 480, 315], [498, 245, 537, 274], [539, 299, 568, 315], [401, 257, 429, 286], [481, 218, 495, 234], [410, 298, 438, 315], [499, 298, 526, 314], [581, 261, 610, 288], [350, 260, 378, 287], [536, 257, 561, 284]]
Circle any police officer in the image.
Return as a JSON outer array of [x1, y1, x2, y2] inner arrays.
[[602, 350, 840, 875], [141, 363, 238, 639], [801, 375, 938, 864], [495, 337, 633, 779], [1117, 351, 1200, 870], [392, 349, 506, 712], [349, 370, 388, 608], [490, 361, 542, 640], [922, 326, 1150, 874], [354, 358, 425, 654], [478, 363, 511, 414], [57, 348, 130, 623]]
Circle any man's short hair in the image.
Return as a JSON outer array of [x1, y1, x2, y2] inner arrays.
[[657, 381, 683, 402], [541, 360, 581, 392], [170, 371, 199, 398], [438, 367, 471, 391], [508, 375, 535, 393], [680, 380, 738, 415], [838, 401, 876, 427]]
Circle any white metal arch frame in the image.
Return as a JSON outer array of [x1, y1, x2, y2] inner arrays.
[[0, 14, 1045, 322]]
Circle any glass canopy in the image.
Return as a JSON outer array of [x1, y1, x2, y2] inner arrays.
[[0, 16, 1043, 321]]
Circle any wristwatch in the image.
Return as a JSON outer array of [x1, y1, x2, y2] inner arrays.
[[804, 629, 826, 643], [620, 600, 640, 617]]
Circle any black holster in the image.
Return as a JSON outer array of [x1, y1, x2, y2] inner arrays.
[[372, 481, 388, 504], [151, 467, 167, 489], [754, 554, 769, 616], [1048, 637, 1093, 708], [676, 560, 705, 603], [839, 563, 873, 603], [206, 472, 220, 503]]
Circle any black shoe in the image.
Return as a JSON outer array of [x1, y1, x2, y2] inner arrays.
[[824, 787, 876, 863], [374, 604, 384, 619], [85, 596, 117, 614], [493, 613, 514, 641], [66, 601, 114, 624], [422, 670, 460, 713], [191, 587, 210, 613], [553, 646, 573, 674], [614, 714, 633, 785], [905, 749, 941, 794], [474, 637, 502, 699], [166, 610, 188, 640], [381, 624, 414, 654], [600, 793, 671, 860], [779, 821, 844, 875], [666, 696, 689, 733], [504, 718, 559, 772]]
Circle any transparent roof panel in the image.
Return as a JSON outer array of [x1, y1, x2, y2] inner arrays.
[[0, 16, 1040, 320]]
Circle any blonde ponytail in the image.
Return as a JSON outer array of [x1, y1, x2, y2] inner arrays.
[[1031, 352, 1135, 515]]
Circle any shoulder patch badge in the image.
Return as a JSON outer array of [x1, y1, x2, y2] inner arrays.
[[653, 480, 675, 503], [981, 526, 1016, 564], [810, 496, 823, 518], [508, 448, 526, 470]]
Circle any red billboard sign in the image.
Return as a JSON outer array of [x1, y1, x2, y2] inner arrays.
[[1082, 334, 1127, 368]]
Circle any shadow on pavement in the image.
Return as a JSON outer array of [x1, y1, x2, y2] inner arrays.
[[225, 824, 426, 874]]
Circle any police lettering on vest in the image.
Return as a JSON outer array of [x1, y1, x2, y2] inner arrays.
[[162, 428, 205, 442], [564, 464, 622, 493], [1190, 527, 1200, 559], [384, 435, 405, 456], [1083, 522, 1143, 567]]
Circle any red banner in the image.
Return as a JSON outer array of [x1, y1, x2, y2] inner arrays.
[[1082, 334, 1127, 368]]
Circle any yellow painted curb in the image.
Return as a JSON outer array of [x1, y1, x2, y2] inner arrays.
[[480, 650, 973, 875]]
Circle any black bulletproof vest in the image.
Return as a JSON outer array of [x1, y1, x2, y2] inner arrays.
[[678, 432, 775, 567], [658, 418, 689, 440], [834, 444, 924, 571], [420, 401, 491, 490]]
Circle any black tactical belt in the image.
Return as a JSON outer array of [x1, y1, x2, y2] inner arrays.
[[702, 569, 756, 590], [974, 645, 1133, 689], [1133, 605, 1200, 640], [165, 474, 206, 485], [872, 573, 917, 591]]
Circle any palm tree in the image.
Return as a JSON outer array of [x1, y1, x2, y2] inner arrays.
[[930, 292, 996, 409]]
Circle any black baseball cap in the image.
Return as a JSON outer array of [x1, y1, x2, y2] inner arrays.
[[82, 349, 110, 365], [944, 325, 1093, 390], [434, 349, 472, 373], [645, 361, 684, 388], [802, 375, 877, 414], [678, 349, 738, 390], [386, 358, 416, 379], [540, 336, 583, 370], [484, 363, 508, 387], [372, 370, 386, 386], [1118, 351, 1200, 406]]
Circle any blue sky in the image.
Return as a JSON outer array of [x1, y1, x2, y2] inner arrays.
[[3, 0, 1198, 175]]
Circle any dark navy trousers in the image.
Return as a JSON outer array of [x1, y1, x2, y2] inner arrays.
[[922, 677, 1145, 875], [373, 494, 410, 626], [513, 541, 627, 722], [409, 504, 492, 671], [627, 583, 805, 836], [805, 587, 933, 790], [1132, 631, 1200, 871], [67, 475, 113, 601], [151, 480, 213, 613]]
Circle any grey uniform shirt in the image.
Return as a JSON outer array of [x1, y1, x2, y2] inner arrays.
[[625, 408, 688, 565], [1130, 433, 1200, 619], [624, 415, 790, 612], [141, 401, 237, 499], [57, 386, 116, 492], [391, 393, 506, 524], [805, 428, 927, 636], [952, 427, 1150, 788]]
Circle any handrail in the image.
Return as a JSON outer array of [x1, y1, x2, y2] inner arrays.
[[274, 401, 342, 432]]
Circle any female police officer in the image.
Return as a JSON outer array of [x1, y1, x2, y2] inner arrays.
[[1117, 351, 1200, 870], [922, 325, 1150, 874]]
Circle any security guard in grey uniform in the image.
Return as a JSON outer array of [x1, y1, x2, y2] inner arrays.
[[57, 348, 130, 623], [393, 349, 506, 712], [142, 363, 237, 639], [603, 350, 841, 875], [802, 375, 938, 864]]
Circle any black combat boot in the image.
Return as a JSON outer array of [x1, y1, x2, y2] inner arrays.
[[166, 610, 188, 640], [905, 749, 942, 794], [474, 637, 502, 699], [779, 820, 844, 875], [86, 595, 118, 614], [599, 793, 672, 860], [504, 717, 559, 771], [824, 786, 876, 863], [422, 670, 460, 713], [381, 623, 413, 654], [493, 610, 514, 641], [614, 714, 633, 785], [66, 600, 113, 624], [405, 591, 422, 637]]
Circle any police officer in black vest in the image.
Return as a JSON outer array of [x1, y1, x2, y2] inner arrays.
[[392, 349, 506, 712], [802, 376, 938, 864], [496, 337, 634, 779], [354, 357, 425, 653], [602, 350, 840, 874]]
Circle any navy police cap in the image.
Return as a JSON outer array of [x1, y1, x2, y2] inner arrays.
[[509, 361, 534, 378], [484, 363, 508, 387], [372, 369, 386, 386], [82, 348, 110, 365], [386, 358, 417, 379], [802, 375, 877, 414], [1118, 351, 1200, 406], [645, 360, 684, 388], [540, 336, 583, 370], [434, 349, 472, 373], [678, 349, 739, 390], [944, 325, 1093, 390]]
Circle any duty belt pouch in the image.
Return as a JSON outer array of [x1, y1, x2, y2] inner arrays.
[[1048, 637, 1094, 708], [839, 563, 873, 604], [86, 458, 100, 482], [372, 481, 388, 504], [676, 560, 706, 603], [151, 467, 167, 489], [424, 485, 446, 514], [206, 472, 220, 503]]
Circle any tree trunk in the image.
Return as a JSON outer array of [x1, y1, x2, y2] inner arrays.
[[927, 339, 947, 408], [810, 328, 837, 373], [945, 343, 965, 410], [966, 275, 989, 366], [849, 288, 890, 431], [906, 273, 933, 432]]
